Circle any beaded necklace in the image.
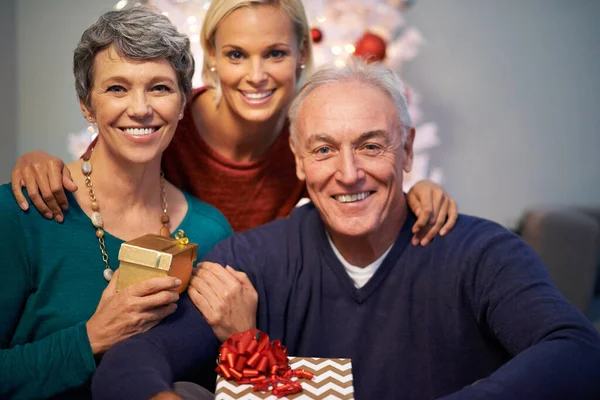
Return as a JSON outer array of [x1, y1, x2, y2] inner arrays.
[[81, 150, 171, 282]]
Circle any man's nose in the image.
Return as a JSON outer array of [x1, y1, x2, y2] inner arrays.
[[335, 149, 363, 186]]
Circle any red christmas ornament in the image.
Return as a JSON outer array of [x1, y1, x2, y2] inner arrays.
[[353, 32, 387, 62], [310, 27, 323, 44]]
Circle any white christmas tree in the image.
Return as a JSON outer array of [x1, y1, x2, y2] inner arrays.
[[68, 0, 442, 190]]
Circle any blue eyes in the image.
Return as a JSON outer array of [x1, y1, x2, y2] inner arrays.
[[107, 85, 125, 92], [105, 85, 173, 93], [225, 49, 288, 61], [227, 51, 243, 60], [152, 85, 172, 92], [268, 50, 286, 58], [313, 143, 383, 160]]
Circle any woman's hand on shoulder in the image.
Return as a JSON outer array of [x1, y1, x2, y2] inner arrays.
[[11, 150, 78, 222], [85, 270, 181, 355], [188, 262, 258, 342], [406, 180, 458, 246]]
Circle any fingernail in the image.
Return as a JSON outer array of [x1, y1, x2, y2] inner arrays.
[[421, 239, 429, 246], [44, 212, 53, 219], [440, 229, 446, 236], [61, 204, 68, 211], [20, 202, 29, 210], [54, 214, 63, 223], [175, 279, 182, 286]]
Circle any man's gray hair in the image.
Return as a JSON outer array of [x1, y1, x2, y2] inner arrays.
[[288, 57, 412, 145], [74, 6, 194, 108]]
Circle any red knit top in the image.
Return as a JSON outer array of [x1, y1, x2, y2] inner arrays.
[[162, 88, 306, 231]]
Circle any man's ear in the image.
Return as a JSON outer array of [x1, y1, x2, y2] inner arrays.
[[402, 127, 416, 173], [80, 99, 95, 123], [289, 135, 306, 181]]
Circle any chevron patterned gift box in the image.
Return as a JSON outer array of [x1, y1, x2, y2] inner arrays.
[[215, 357, 354, 399]]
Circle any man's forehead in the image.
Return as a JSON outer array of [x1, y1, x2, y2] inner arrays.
[[301, 82, 395, 119], [297, 82, 398, 139]]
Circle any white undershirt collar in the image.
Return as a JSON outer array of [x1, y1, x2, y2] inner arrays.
[[326, 233, 393, 288]]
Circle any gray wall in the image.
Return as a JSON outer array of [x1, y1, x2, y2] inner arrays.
[[403, 1, 600, 227], [0, 0, 17, 182], [16, 0, 117, 165], [11, 0, 600, 227]]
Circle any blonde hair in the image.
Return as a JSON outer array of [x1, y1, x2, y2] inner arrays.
[[200, 0, 314, 103]]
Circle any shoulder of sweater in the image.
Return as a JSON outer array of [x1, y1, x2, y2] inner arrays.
[[450, 213, 519, 242], [0, 183, 21, 213], [182, 191, 232, 235], [438, 213, 534, 268], [215, 203, 316, 251]]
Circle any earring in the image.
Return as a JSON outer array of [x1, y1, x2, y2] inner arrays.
[[300, 64, 306, 70], [210, 66, 216, 72]]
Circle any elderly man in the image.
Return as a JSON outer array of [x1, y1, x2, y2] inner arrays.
[[92, 59, 600, 400]]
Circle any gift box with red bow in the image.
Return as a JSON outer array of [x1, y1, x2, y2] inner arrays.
[[214, 330, 354, 399]]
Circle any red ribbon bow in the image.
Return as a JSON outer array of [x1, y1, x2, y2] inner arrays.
[[216, 329, 314, 397]]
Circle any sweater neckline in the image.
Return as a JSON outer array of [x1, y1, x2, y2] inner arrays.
[[316, 209, 415, 304], [65, 190, 194, 243]]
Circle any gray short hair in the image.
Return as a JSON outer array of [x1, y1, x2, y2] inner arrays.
[[288, 57, 412, 145], [74, 6, 194, 108]]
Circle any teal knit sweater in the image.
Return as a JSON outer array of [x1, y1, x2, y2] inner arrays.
[[0, 183, 231, 399]]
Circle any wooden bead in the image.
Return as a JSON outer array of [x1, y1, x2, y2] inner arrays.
[[161, 214, 170, 224], [160, 226, 171, 237], [91, 201, 99, 211], [96, 228, 104, 238]]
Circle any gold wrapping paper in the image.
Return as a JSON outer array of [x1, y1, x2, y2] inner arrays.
[[116, 232, 197, 293]]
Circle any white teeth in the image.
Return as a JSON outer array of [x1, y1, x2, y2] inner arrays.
[[243, 91, 273, 100], [335, 191, 371, 203], [123, 128, 156, 136]]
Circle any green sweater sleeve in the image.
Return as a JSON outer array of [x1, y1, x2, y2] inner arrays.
[[0, 186, 96, 399]]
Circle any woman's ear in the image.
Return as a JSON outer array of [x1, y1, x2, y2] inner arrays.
[[80, 99, 95, 123], [298, 40, 308, 68]]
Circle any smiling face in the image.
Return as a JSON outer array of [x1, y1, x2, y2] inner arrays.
[[209, 4, 306, 124], [292, 81, 415, 239], [81, 45, 184, 164]]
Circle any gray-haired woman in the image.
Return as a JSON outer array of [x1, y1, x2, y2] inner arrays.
[[0, 7, 231, 399]]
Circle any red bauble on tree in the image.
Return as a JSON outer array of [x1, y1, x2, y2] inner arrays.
[[353, 32, 387, 62], [310, 27, 323, 44]]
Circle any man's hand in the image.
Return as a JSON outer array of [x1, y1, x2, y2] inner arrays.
[[11, 150, 78, 222], [188, 262, 258, 342], [406, 180, 458, 246]]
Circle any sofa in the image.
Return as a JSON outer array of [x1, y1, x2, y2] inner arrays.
[[518, 207, 600, 328]]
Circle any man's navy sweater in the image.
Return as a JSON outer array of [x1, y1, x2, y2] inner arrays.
[[92, 204, 600, 399]]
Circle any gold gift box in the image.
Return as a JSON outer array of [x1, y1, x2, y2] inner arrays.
[[116, 231, 198, 294]]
